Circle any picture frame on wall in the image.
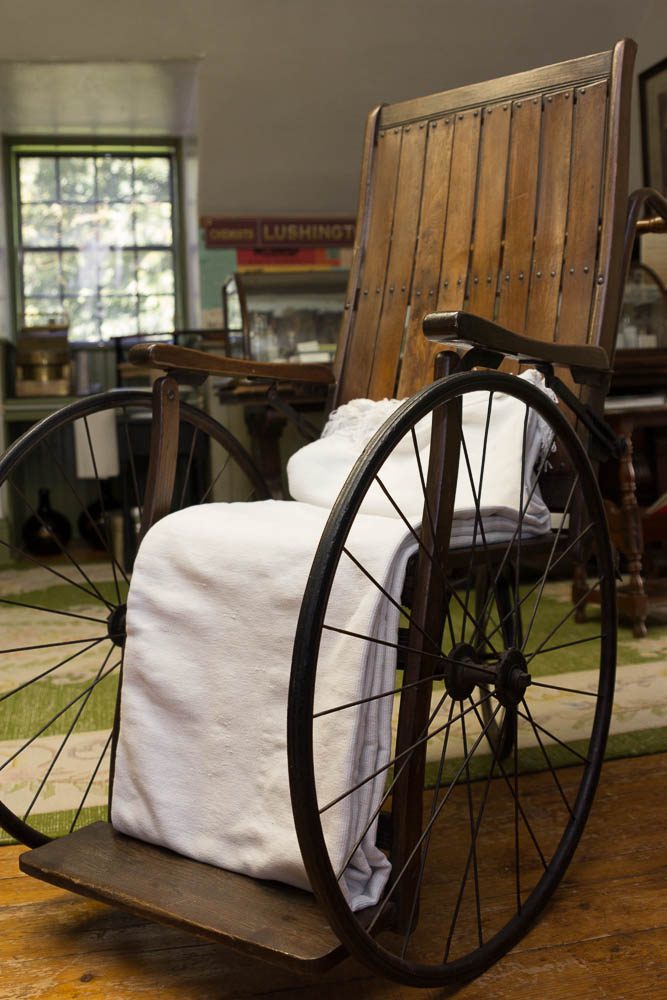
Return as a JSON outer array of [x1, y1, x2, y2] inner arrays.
[[639, 56, 667, 194]]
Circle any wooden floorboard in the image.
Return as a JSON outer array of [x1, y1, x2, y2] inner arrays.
[[1, 753, 666, 999]]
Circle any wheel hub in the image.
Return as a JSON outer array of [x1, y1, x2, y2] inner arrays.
[[444, 642, 484, 700], [107, 604, 127, 648], [494, 647, 531, 708], [442, 643, 530, 706]]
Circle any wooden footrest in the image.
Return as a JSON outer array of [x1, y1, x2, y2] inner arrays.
[[19, 821, 346, 973]]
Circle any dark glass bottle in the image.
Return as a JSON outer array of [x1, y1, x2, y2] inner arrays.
[[78, 481, 120, 550], [22, 488, 71, 556]]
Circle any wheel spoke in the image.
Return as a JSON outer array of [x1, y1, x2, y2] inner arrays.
[[475, 429, 557, 639], [374, 474, 457, 648], [367, 701, 502, 933], [526, 632, 606, 661], [457, 393, 494, 644], [69, 730, 113, 833], [0, 635, 107, 658], [513, 407, 530, 646], [343, 547, 498, 660], [461, 707, 484, 945], [0, 595, 108, 625], [179, 427, 200, 509], [83, 416, 124, 603], [324, 692, 491, 820], [0, 638, 107, 703], [342, 547, 444, 655], [22, 645, 115, 821], [322, 622, 448, 664], [332, 687, 456, 879], [408, 426, 498, 652], [50, 447, 129, 594], [522, 473, 580, 650], [443, 704, 505, 962], [469, 699, 547, 869], [8, 475, 114, 611], [525, 579, 603, 664], [199, 452, 233, 504], [521, 698, 573, 817], [320, 622, 496, 687], [513, 704, 590, 765], [0, 660, 120, 774], [314, 669, 446, 719], [122, 406, 144, 520], [529, 677, 600, 698], [483, 520, 595, 649], [410, 426, 438, 552], [400, 699, 457, 960]]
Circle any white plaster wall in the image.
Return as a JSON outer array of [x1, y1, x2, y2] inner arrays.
[[0, 0, 661, 215]]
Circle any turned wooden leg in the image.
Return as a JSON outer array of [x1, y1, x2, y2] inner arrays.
[[618, 421, 648, 638]]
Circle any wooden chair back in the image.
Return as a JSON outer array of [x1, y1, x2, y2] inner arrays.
[[333, 40, 636, 405]]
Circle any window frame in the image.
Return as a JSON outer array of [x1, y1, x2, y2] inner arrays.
[[5, 136, 186, 341]]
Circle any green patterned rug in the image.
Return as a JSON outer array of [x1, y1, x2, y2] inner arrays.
[[0, 563, 665, 844]]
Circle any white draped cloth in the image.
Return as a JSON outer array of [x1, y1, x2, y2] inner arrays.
[[111, 370, 555, 910]]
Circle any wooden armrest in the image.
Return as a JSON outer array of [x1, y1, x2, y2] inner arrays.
[[129, 343, 335, 385], [423, 311, 610, 372]]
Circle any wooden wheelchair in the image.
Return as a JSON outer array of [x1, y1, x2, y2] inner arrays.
[[1, 38, 666, 990]]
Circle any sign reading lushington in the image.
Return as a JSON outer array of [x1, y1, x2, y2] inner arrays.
[[201, 216, 356, 249]]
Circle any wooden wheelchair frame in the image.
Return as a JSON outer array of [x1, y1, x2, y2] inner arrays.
[[8, 37, 667, 988]]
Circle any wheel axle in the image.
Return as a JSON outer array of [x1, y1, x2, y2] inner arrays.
[[442, 643, 530, 706], [107, 604, 127, 648]]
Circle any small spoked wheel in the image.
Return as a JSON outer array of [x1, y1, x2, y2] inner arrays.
[[0, 388, 268, 847], [289, 370, 615, 987]]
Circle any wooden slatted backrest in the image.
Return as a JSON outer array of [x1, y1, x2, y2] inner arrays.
[[333, 40, 636, 406]]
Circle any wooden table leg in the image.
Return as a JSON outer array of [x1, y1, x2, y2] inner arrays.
[[244, 404, 288, 499], [617, 419, 649, 637], [573, 418, 649, 637]]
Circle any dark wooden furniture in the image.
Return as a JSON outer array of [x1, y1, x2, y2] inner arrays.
[[9, 40, 661, 989], [596, 347, 667, 636], [214, 380, 327, 497]]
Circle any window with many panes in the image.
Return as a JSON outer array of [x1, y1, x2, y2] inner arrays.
[[9, 142, 181, 341]]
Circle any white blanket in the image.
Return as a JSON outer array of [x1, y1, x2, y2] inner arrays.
[[111, 371, 555, 910]]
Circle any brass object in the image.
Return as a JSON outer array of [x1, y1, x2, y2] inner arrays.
[[16, 325, 71, 397]]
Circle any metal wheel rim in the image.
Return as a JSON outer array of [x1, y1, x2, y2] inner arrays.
[[288, 370, 616, 987], [0, 388, 269, 847]]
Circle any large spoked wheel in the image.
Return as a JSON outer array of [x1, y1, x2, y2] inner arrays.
[[474, 563, 523, 761], [289, 370, 615, 988], [0, 388, 268, 847]]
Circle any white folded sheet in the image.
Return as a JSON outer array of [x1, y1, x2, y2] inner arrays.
[[288, 368, 554, 541], [111, 371, 556, 910]]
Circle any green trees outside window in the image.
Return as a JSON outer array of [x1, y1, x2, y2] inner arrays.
[[10, 144, 181, 341]]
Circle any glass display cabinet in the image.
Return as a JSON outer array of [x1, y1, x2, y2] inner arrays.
[[221, 270, 349, 363], [616, 262, 667, 351]]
